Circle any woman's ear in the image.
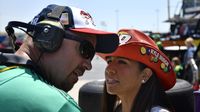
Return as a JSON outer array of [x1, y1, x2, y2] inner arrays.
[[141, 68, 152, 83]]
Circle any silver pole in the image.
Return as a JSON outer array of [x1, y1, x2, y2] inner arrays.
[[115, 10, 119, 31], [167, 0, 171, 19], [156, 9, 159, 32]]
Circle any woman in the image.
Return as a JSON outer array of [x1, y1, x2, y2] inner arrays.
[[98, 29, 176, 112]]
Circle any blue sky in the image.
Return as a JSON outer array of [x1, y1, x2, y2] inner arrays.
[[0, 0, 181, 33]]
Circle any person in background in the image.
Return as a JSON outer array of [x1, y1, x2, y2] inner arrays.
[[183, 37, 199, 90], [171, 56, 184, 79], [99, 29, 176, 112], [0, 4, 119, 112], [150, 33, 163, 51], [0, 35, 7, 49]]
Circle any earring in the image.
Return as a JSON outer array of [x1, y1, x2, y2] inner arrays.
[[142, 79, 145, 83]]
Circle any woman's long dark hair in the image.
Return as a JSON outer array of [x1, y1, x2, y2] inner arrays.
[[101, 62, 174, 112], [131, 73, 174, 112]]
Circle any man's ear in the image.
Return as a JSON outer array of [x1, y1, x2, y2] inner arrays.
[[141, 68, 152, 83]]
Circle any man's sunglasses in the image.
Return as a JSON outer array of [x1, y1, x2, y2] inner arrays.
[[64, 31, 95, 60]]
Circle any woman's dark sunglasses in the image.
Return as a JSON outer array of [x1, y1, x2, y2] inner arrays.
[[64, 31, 95, 60]]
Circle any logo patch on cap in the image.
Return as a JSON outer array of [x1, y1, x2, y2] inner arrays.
[[31, 16, 39, 25], [140, 46, 171, 72], [140, 47, 146, 55], [80, 10, 95, 26], [118, 31, 132, 45]]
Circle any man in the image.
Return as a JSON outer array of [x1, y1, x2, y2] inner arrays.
[[183, 37, 199, 90], [0, 4, 119, 112]]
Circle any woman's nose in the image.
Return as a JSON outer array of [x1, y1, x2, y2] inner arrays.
[[105, 68, 117, 75]]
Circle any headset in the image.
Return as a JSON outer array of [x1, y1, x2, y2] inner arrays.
[[5, 4, 73, 52]]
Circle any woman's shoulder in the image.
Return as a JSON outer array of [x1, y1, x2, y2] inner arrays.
[[150, 106, 170, 112]]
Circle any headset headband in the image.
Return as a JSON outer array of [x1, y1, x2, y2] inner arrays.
[[6, 21, 44, 34]]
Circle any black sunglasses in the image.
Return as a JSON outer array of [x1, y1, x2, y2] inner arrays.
[[64, 31, 95, 60]]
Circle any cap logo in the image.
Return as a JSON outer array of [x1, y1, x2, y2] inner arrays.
[[31, 16, 39, 25], [80, 10, 95, 26], [118, 31, 132, 45], [140, 46, 171, 72]]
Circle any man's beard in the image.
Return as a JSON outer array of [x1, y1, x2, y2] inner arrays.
[[59, 78, 74, 92]]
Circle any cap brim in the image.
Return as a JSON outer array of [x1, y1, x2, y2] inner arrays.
[[70, 28, 119, 53], [70, 28, 116, 35]]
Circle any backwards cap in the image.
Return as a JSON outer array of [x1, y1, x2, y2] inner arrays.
[[31, 4, 119, 53], [99, 29, 176, 90]]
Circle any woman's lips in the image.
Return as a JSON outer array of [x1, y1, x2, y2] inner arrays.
[[106, 78, 120, 84]]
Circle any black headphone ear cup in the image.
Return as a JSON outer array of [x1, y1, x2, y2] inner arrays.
[[33, 24, 64, 52]]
